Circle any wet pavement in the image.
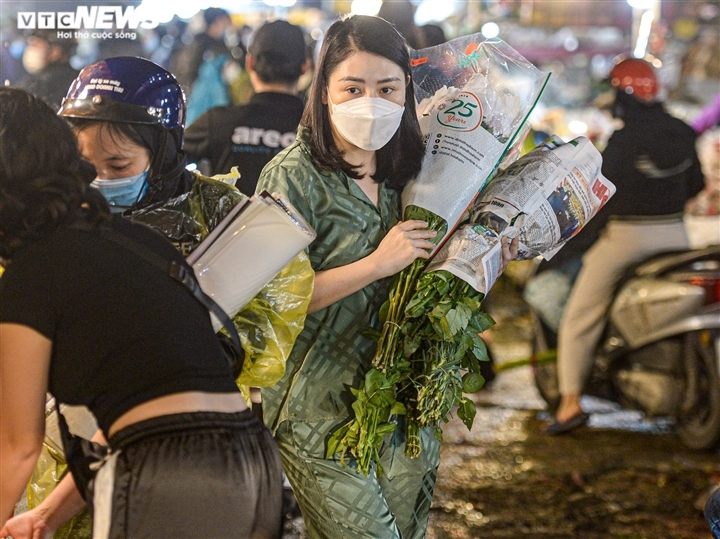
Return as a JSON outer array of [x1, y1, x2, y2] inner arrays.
[[283, 267, 719, 538]]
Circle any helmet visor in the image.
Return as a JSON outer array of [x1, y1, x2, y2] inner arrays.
[[59, 96, 165, 125]]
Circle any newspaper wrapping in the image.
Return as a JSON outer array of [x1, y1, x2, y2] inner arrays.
[[427, 135, 616, 294]]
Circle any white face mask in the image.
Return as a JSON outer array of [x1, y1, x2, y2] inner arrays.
[[328, 94, 404, 151]]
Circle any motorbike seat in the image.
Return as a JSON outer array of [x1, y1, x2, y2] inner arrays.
[[614, 245, 720, 293]]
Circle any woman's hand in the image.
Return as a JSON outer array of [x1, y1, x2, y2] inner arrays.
[[307, 220, 437, 313], [0, 508, 55, 539], [0, 469, 86, 539], [369, 220, 437, 279], [500, 236, 519, 272]]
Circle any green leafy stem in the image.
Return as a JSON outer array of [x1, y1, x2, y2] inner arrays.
[[327, 206, 496, 475]]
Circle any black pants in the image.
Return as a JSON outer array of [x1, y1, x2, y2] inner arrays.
[[101, 410, 283, 539]]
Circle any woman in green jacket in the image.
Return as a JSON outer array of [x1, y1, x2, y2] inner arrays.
[[257, 15, 516, 539]]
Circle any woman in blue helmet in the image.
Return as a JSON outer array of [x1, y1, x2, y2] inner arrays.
[[59, 55, 194, 212], [55, 56, 243, 254], [0, 62, 284, 539]]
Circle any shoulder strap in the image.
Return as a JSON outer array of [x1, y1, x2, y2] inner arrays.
[[95, 224, 243, 366]]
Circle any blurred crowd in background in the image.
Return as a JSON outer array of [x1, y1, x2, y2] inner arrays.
[[1, 0, 719, 215]]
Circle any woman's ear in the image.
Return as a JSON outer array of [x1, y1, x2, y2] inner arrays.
[[322, 87, 328, 106]]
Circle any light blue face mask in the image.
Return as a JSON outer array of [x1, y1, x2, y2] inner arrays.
[[91, 169, 149, 213]]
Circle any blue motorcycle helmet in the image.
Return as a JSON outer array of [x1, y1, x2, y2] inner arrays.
[[59, 56, 185, 134], [59, 57, 192, 209]]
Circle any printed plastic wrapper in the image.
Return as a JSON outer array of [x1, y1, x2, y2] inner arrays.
[[427, 135, 616, 294], [404, 35, 550, 251]]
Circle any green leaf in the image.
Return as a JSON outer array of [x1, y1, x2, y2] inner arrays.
[[471, 334, 489, 361], [447, 304, 472, 336], [457, 397, 477, 430], [378, 299, 390, 324], [351, 400, 366, 422], [463, 343, 481, 372], [403, 333, 421, 358], [462, 333, 475, 353], [407, 298, 434, 319], [326, 422, 351, 458], [345, 430, 359, 446], [430, 302, 452, 321], [453, 336, 470, 361], [436, 278, 450, 297], [365, 368, 385, 394], [473, 311, 496, 333], [400, 320, 415, 336], [432, 317, 453, 341], [369, 389, 395, 409], [462, 372, 485, 393], [454, 382, 463, 402], [462, 295, 482, 312], [375, 422, 396, 435], [360, 327, 382, 342], [390, 401, 407, 416]]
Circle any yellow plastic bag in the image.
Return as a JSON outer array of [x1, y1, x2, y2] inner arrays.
[[235, 250, 314, 401]]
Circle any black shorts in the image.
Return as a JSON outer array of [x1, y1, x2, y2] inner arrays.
[[97, 410, 283, 539]]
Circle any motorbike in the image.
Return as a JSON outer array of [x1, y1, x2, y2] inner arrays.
[[530, 244, 720, 450]]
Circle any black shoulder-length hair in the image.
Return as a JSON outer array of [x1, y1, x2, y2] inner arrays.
[[300, 14, 424, 191], [0, 88, 110, 260]]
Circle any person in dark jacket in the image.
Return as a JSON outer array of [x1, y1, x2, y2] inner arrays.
[[184, 20, 309, 196], [543, 57, 706, 435], [15, 29, 78, 111]]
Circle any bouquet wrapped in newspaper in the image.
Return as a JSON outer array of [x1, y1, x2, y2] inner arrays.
[[430, 135, 616, 294], [393, 135, 615, 453], [327, 36, 549, 475], [375, 35, 550, 367]]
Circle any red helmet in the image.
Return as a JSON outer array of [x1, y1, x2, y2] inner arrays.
[[609, 58, 659, 102]]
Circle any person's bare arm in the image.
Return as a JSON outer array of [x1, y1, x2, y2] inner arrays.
[[0, 324, 51, 528]]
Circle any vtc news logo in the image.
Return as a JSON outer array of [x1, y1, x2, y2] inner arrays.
[[17, 6, 160, 30]]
